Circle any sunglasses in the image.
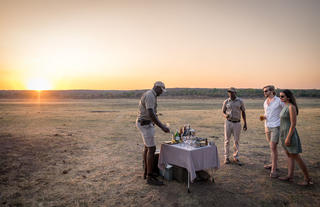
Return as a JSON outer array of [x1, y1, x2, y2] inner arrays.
[[263, 90, 269, 93], [280, 95, 286, 98]]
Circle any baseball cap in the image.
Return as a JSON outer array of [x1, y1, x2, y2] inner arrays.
[[154, 81, 167, 92], [227, 87, 236, 93]]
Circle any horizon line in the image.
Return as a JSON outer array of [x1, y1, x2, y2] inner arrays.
[[0, 87, 320, 91]]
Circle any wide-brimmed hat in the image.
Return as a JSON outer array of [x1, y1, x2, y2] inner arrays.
[[154, 81, 167, 92], [227, 87, 236, 93]]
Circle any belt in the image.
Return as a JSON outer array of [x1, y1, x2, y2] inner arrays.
[[228, 120, 240, 123], [138, 119, 152, 126]]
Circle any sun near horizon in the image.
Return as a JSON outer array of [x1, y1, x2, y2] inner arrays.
[[27, 78, 53, 91]]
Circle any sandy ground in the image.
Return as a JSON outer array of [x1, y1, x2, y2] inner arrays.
[[0, 98, 319, 207]]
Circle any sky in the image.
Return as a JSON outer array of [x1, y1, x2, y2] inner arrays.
[[0, 0, 319, 90]]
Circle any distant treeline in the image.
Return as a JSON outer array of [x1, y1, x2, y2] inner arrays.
[[0, 88, 319, 99]]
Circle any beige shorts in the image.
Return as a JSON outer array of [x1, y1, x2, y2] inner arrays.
[[265, 126, 280, 143], [136, 119, 155, 147]]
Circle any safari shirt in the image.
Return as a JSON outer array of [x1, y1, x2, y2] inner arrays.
[[222, 97, 245, 122], [138, 89, 157, 121]]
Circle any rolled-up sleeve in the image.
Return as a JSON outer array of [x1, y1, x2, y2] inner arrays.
[[222, 100, 227, 113], [145, 94, 155, 110]]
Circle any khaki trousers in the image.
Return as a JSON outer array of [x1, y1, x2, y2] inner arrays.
[[224, 120, 241, 159]]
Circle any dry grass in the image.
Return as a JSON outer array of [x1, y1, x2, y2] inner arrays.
[[0, 98, 319, 207]]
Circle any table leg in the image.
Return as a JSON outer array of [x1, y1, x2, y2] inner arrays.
[[209, 169, 215, 183], [187, 172, 190, 193]]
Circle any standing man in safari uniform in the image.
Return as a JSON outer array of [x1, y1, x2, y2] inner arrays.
[[136, 81, 170, 186], [222, 87, 247, 165]]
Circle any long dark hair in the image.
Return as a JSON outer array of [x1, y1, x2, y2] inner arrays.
[[282, 89, 299, 115]]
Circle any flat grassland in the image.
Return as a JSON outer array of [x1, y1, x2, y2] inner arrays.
[[0, 98, 319, 207]]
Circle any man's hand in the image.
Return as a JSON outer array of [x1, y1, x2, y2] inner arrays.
[[161, 125, 170, 133], [148, 108, 170, 133], [224, 114, 230, 119], [243, 123, 247, 131]]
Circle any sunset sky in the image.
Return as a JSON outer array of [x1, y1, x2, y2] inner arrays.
[[1, 0, 319, 90]]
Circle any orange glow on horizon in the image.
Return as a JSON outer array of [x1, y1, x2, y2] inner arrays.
[[1, 1, 319, 90]]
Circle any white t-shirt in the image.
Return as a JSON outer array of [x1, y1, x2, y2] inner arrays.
[[264, 96, 284, 128]]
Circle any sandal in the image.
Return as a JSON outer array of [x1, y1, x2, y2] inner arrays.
[[297, 178, 314, 186], [278, 176, 294, 182], [270, 172, 279, 178], [264, 164, 272, 169]]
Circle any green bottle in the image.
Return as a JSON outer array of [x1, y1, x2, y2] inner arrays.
[[174, 131, 180, 143]]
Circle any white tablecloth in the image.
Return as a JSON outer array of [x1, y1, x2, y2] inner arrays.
[[158, 143, 220, 182]]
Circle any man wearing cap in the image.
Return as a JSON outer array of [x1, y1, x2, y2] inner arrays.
[[222, 87, 247, 165], [136, 81, 170, 186]]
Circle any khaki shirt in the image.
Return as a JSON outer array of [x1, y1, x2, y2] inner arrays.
[[138, 89, 157, 121], [222, 97, 245, 122]]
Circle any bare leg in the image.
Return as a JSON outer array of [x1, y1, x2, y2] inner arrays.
[[292, 154, 310, 180], [265, 129, 271, 143], [279, 150, 295, 181], [263, 129, 272, 169], [146, 146, 163, 185], [147, 146, 156, 176], [270, 142, 278, 174], [286, 151, 295, 178], [143, 146, 148, 178]]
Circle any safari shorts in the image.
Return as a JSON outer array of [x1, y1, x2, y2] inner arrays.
[[136, 119, 155, 147], [265, 126, 280, 143]]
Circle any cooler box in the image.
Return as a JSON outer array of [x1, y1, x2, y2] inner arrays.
[[159, 164, 173, 181], [173, 165, 188, 183]]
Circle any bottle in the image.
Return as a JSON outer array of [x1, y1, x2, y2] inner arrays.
[[171, 133, 176, 144], [179, 127, 183, 137], [174, 131, 180, 143]]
